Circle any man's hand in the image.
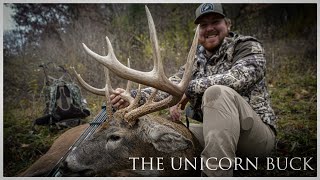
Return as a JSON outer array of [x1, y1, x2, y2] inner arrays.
[[110, 88, 130, 109], [169, 94, 189, 121], [170, 104, 181, 122]]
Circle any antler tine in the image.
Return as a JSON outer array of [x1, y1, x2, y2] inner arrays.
[[114, 84, 142, 122], [103, 68, 113, 119], [103, 67, 115, 93], [125, 58, 132, 96], [72, 67, 105, 96], [103, 66, 133, 119], [103, 59, 134, 104], [178, 25, 199, 90], [145, 6, 164, 77], [125, 84, 142, 111]]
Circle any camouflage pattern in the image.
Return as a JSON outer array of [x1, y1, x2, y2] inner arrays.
[[132, 32, 277, 131], [44, 78, 86, 117]]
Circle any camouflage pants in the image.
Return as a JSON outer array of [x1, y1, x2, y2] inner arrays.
[[189, 85, 275, 177]]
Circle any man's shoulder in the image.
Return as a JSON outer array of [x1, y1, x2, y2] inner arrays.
[[227, 33, 265, 62], [231, 33, 261, 45], [229, 32, 265, 58]]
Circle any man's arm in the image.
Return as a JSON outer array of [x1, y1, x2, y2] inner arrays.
[[186, 41, 266, 98]]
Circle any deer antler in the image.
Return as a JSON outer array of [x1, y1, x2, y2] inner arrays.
[[82, 6, 199, 98], [72, 58, 134, 121], [79, 5, 199, 125]]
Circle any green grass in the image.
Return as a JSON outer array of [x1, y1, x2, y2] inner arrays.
[[3, 95, 103, 177], [4, 103, 58, 176]]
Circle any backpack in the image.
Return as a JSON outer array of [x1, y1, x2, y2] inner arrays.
[[33, 63, 90, 130]]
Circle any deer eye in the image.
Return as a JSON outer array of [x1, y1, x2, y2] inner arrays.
[[108, 134, 121, 142]]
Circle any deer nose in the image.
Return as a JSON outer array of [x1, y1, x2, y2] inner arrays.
[[62, 160, 68, 168], [47, 161, 70, 177], [58, 160, 69, 173]]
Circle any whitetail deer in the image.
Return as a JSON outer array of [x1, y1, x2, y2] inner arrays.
[[20, 6, 201, 177]]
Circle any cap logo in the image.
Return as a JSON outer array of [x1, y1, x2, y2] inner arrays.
[[200, 3, 214, 13]]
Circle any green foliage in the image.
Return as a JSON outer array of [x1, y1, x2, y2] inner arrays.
[[4, 101, 56, 176], [135, 33, 153, 60]]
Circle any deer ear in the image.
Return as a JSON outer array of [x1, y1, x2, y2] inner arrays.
[[139, 120, 193, 153], [151, 127, 193, 153]]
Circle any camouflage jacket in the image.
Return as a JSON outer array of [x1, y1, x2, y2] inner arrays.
[[132, 32, 277, 131]]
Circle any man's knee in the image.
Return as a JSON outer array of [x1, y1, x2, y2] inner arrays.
[[202, 85, 235, 104]]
